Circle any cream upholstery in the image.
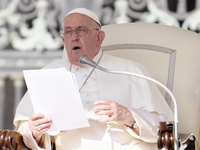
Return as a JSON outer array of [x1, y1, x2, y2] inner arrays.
[[101, 22, 200, 149]]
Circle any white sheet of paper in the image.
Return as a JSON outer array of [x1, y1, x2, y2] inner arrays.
[[23, 68, 90, 133]]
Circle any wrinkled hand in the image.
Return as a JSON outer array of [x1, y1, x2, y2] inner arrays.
[[28, 113, 52, 145], [93, 100, 134, 127]]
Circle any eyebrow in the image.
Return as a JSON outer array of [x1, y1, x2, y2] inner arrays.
[[64, 26, 87, 30], [64, 27, 72, 30]]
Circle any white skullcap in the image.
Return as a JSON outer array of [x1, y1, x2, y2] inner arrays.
[[64, 8, 101, 26]]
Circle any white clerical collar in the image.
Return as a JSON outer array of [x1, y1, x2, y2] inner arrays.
[[92, 49, 103, 64]]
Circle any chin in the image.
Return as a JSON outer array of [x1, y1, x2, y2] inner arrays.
[[69, 57, 80, 65]]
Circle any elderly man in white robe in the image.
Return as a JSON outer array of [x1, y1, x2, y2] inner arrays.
[[14, 8, 174, 150]]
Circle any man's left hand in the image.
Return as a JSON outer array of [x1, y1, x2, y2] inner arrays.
[[93, 100, 134, 127]]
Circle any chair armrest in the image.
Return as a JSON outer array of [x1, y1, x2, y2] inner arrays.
[[158, 122, 197, 150], [0, 129, 30, 150]]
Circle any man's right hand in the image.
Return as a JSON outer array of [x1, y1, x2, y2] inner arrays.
[[28, 113, 52, 145]]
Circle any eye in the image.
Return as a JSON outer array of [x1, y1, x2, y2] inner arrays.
[[78, 27, 87, 33], [77, 27, 88, 36], [65, 30, 72, 35]]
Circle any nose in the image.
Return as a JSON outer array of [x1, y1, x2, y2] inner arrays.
[[71, 30, 79, 40]]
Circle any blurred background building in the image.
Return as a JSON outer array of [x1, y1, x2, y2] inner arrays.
[[0, 0, 200, 129]]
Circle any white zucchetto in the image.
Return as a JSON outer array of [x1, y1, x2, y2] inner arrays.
[[64, 8, 101, 26]]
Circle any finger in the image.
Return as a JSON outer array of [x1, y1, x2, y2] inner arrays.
[[95, 100, 111, 105], [29, 117, 51, 128], [36, 121, 52, 132], [36, 118, 52, 126], [35, 126, 42, 132], [93, 104, 110, 111], [94, 110, 112, 116], [30, 113, 45, 121], [40, 126, 51, 133], [28, 116, 51, 132]]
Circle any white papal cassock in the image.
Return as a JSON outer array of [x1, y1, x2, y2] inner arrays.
[[14, 49, 173, 150]]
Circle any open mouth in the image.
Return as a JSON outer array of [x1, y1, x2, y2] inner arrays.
[[72, 46, 81, 50]]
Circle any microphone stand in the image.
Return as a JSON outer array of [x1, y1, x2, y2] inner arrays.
[[80, 55, 179, 150]]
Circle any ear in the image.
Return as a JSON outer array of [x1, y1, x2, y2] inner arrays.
[[97, 30, 105, 47], [62, 37, 64, 42]]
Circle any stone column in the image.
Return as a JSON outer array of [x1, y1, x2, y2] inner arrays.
[[0, 75, 6, 129], [11, 74, 25, 129], [177, 0, 187, 14]]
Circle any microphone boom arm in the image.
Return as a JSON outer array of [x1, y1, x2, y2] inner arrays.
[[79, 55, 179, 150]]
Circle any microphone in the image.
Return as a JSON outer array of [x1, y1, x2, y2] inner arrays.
[[79, 55, 179, 150], [79, 55, 105, 71]]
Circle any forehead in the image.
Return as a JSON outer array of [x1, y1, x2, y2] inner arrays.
[[63, 13, 95, 28]]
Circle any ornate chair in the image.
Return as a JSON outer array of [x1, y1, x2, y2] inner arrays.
[[0, 129, 29, 150], [1, 22, 200, 149], [101, 22, 200, 149]]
